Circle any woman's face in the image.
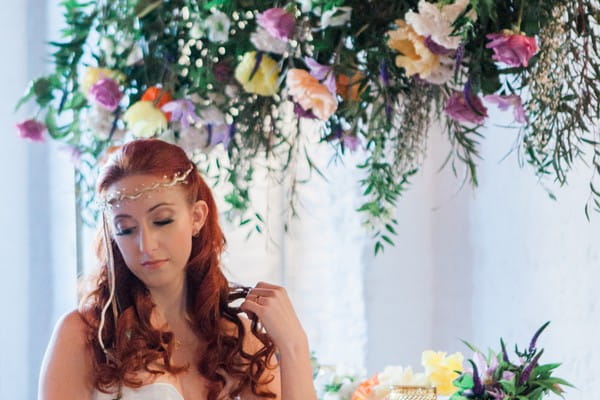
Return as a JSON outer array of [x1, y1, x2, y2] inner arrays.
[[106, 174, 207, 290]]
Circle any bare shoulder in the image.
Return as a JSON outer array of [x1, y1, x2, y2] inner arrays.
[[38, 309, 94, 400]]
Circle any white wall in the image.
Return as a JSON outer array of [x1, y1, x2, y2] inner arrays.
[[364, 109, 598, 400]]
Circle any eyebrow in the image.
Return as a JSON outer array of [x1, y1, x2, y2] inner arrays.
[[113, 202, 175, 220]]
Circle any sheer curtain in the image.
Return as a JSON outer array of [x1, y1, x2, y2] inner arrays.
[[1, 1, 77, 399]]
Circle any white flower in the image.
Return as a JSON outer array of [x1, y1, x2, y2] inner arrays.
[[251, 27, 289, 55], [199, 105, 226, 125], [320, 6, 352, 29], [85, 105, 122, 140], [204, 9, 231, 43], [189, 22, 203, 39], [178, 125, 210, 154], [225, 84, 239, 98], [372, 366, 429, 399], [405, 0, 476, 50]]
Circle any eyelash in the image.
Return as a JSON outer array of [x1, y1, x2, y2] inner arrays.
[[115, 219, 174, 236]]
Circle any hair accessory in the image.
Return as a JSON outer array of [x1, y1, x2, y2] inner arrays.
[[98, 164, 195, 210]]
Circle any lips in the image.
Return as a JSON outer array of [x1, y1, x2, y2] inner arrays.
[[141, 259, 168, 269]]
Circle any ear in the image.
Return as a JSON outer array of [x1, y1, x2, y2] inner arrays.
[[191, 200, 209, 235]]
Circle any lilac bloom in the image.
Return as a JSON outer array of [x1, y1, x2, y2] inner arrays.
[[16, 119, 46, 142], [528, 321, 551, 352], [342, 134, 361, 152], [502, 371, 515, 381], [518, 350, 544, 385], [380, 60, 390, 87], [425, 36, 452, 55], [162, 99, 200, 129], [470, 352, 499, 385], [304, 57, 336, 96], [88, 78, 123, 112], [468, 359, 485, 396], [293, 102, 317, 119], [484, 94, 527, 124], [488, 387, 506, 400], [207, 123, 234, 147]]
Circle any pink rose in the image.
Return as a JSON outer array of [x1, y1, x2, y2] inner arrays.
[[445, 90, 488, 125], [486, 32, 538, 68], [16, 119, 46, 142], [257, 8, 295, 41], [88, 78, 123, 111]]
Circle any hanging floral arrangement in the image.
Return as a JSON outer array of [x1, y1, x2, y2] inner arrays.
[[16, 0, 600, 253]]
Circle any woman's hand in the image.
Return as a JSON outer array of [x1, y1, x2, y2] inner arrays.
[[240, 281, 308, 353], [240, 282, 317, 400]]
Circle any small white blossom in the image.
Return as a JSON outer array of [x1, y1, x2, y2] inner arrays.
[[320, 7, 352, 29], [204, 10, 231, 43]]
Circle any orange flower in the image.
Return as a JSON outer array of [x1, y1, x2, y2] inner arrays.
[[336, 71, 365, 101], [286, 68, 337, 120], [387, 20, 439, 79], [141, 87, 174, 120], [352, 374, 379, 400]]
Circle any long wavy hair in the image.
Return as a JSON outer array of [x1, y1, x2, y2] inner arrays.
[[79, 139, 276, 399]]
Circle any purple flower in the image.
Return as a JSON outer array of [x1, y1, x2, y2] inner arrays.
[[257, 8, 295, 41], [342, 134, 361, 152], [305, 57, 336, 96], [502, 371, 515, 381], [528, 321, 550, 352], [16, 119, 46, 142], [207, 123, 234, 147], [518, 350, 544, 386], [162, 99, 200, 129], [488, 387, 506, 400], [293, 102, 317, 119], [445, 90, 488, 125], [484, 94, 527, 124], [380, 60, 390, 87], [88, 78, 123, 112], [424, 36, 452, 55], [486, 32, 538, 68], [468, 359, 485, 396], [213, 61, 233, 83]]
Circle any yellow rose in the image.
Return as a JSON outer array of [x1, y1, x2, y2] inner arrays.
[[234, 51, 280, 96], [81, 67, 125, 95], [387, 20, 440, 79], [421, 351, 464, 396], [123, 101, 167, 138]]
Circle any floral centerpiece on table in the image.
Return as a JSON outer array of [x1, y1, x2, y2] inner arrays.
[[352, 351, 464, 400], [15, 0, 600, 252], [451, 322, 573, 400], [312, 359, 366, 400]]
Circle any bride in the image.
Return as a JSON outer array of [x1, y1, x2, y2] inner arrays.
[[38, 139, 316, 400]]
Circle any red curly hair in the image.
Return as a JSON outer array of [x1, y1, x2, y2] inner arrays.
[[79, 139, 276, 399]]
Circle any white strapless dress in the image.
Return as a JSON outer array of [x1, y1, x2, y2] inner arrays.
[[93, 382, 184, 400]]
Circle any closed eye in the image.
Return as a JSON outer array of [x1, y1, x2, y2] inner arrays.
[[154, 218, 174, 226], [115, 227, 134, 236]]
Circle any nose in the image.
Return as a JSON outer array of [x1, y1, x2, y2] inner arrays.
[[137, 223, 158, 254]]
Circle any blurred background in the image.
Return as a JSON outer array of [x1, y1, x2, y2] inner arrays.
[[2, 1, 598, 399]]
